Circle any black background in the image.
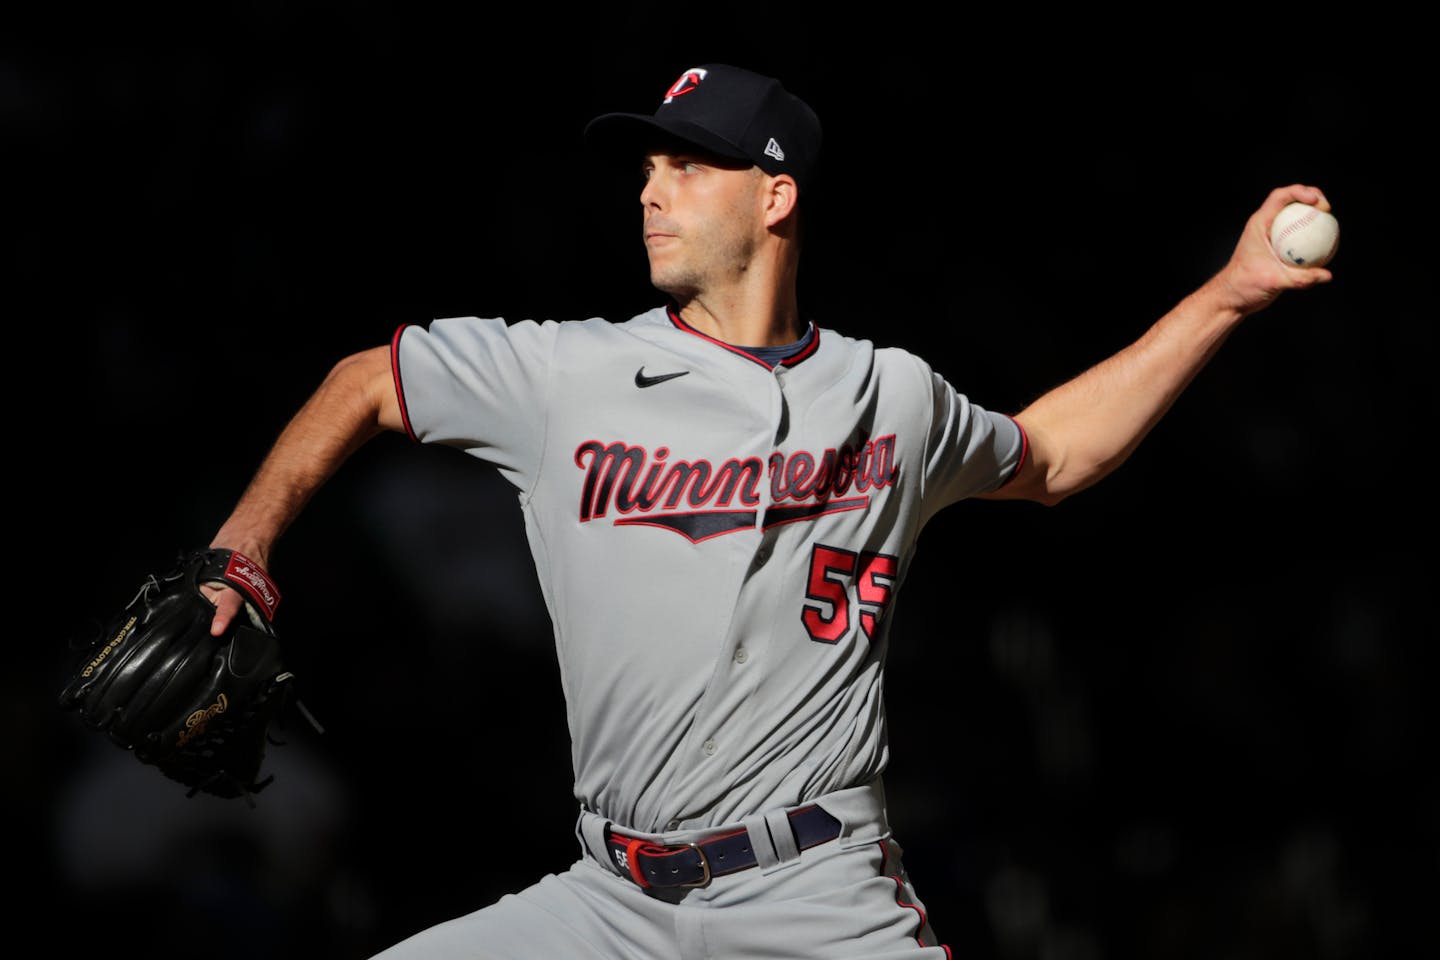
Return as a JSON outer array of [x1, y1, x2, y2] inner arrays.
[[11, 9, 1434, 960]]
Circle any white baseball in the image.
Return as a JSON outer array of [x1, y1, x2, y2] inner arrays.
[[1269, 201, 1340, 268]]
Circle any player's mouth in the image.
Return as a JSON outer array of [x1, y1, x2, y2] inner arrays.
[[644, 219, 681, 245]]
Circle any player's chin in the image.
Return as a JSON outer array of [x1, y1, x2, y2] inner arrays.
[[645, 243, 679, 268], [648, 267, 699, 301]]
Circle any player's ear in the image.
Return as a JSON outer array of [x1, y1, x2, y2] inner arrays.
[[762, 173, 799, 230]]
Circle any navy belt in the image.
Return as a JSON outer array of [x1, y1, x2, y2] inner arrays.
[[604, 805, 842, 889]]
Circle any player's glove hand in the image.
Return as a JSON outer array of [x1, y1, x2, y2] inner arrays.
[[58, 547, 309, 801]]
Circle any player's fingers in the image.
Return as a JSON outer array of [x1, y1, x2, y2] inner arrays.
[[1264, 183, 1329, 214], [1290, 264, 1335, 286], [201, 583, 244, 636]]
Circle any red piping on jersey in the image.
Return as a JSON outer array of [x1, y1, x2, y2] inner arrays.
[[995, 415, 1029, 490], [666, 305, 820, 368], [391, 323, 419, 443], [877, 839, 950, 954]]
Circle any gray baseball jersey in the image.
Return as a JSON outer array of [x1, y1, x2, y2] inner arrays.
[[392, 304, 1025, 836]]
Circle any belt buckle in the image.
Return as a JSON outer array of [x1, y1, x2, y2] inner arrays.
[[681, 841, 712, 888]]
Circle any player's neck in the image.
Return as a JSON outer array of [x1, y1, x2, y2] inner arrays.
[[672, 262, 802, 348], [675, 296, 801, 348]]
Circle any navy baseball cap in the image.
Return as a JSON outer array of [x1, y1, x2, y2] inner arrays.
[[585, 64, 822, 194]]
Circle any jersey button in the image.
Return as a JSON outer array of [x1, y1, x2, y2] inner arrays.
[[754, 546, 770, 567], [734, 648, 748, 664], [703, 738, 717, 757], [667, 819, 681, 832]]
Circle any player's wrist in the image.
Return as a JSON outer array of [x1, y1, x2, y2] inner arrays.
[[208, 530, 274, 575], [1189, 271, 1261, 327]]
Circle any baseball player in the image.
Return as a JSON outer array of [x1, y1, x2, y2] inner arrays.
[[201, 63, 1333, 958]]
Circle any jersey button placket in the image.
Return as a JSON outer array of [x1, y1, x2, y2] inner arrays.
[[752, 525, 777, 569], [769, 362, 790, 445]]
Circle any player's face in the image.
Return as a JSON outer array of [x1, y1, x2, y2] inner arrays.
[[639, 149, 767, 299]]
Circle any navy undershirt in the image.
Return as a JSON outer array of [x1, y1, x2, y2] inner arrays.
[[736, 323, 814, 365]]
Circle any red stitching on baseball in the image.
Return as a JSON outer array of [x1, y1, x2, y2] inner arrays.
[[1276, 209, 1319, 241]]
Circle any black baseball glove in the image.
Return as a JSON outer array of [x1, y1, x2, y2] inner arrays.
[[58, 547, 307, 801]]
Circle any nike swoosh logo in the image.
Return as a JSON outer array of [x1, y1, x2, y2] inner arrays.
[[635, 367, 690, 388]]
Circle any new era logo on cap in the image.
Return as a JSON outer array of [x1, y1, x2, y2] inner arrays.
[[585, 63, 822, 195]]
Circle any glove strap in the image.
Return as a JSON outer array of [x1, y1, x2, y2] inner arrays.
[[199, 549, 282, 623]]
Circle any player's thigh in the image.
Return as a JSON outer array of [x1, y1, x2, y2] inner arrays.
[[702, 836, 951, 959], [367, 859, 674, 960]]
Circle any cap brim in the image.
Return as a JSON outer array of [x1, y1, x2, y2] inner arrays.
[[584, 112, 753, 167]]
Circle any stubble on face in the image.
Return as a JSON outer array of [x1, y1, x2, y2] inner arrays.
[[645, 165, 765, 301]]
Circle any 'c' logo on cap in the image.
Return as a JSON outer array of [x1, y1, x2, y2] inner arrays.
[[664, 67, 708, 103]]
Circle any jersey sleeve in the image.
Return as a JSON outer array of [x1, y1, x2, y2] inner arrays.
[[919, 366, 1027, 519], [391, 315, 559, 492]]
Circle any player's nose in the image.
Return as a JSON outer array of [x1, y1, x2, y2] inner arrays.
[[639, 169, 666, 209]]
